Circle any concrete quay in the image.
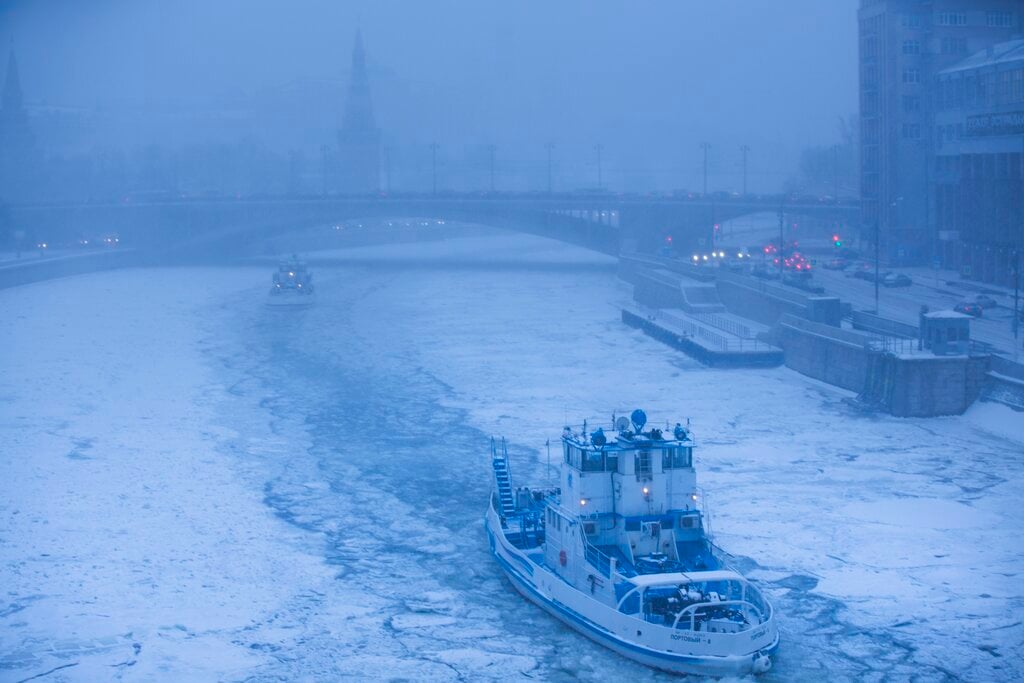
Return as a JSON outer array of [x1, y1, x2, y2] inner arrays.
[[622, 306, 783, 368], [620, 252, 1024, 417]]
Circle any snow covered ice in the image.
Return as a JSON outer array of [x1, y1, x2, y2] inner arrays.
[[2, 232, 1023, 682]]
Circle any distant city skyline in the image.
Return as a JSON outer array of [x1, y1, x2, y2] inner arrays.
[[0, 1, 859, 194]]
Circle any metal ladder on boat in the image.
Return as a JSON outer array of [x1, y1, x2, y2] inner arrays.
[[491, 438, 516, 516]]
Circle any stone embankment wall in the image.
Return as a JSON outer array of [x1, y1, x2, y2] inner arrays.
[[984, 356, 1024, 410], [888, 355, 990, 417], [775, 315, 870, 393], [775, 314, 991, 417], [0, 250, 139, 290], [714, 278, 806, 326]]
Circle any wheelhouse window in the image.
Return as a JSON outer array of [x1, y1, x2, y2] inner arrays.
[[566, 445, 619, 472], [662, 447, 693, 470], [564, 444, 590, 469], [581, 448, 604, 472], [635, 450, 652, 476]]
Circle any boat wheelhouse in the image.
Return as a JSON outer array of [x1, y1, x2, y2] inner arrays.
[[485, 410, 778, 677]]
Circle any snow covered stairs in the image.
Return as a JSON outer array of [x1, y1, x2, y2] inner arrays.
[[491, 439, 516, 516]]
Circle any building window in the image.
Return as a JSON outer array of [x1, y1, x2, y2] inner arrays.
[[902, 95, 921, 112], [862, 36, 879, 59], [985, 72, 998, 105], [862, 64, 878, 88], [965, 75, 977, 105], [902, 40, 921, 55], [863, 118, 880, 144], [864, 147, 879, 172], [901, 13, 921, 28], [999, 71, 1013, 105], [986, 12, 1013, 28], [936, 12, 968, 27], [902, 123, 921, 140], [902, 68, 921, 84], [940, 37, 967, 55], [864, 91, 879, 115]]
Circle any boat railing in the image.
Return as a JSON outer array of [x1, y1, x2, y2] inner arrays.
[[490, 437, 510, 472], [743, 586, 773, 621], [580, 532, 613, 579], [562, 416, 695, 440], [670, 598, 769, 632]]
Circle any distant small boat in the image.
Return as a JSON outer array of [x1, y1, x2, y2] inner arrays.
[[485, 409, 778, 677], [266, 255, 315, 308]]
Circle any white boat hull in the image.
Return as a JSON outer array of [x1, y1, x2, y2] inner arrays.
[[485, 506, 778, 677]]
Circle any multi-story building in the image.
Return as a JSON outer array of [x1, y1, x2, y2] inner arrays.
[[858, 0, 1021, 264], [934, 39, 1024, 285]]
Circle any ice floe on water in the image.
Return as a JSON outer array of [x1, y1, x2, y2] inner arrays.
[[1, 235, 1022, 682]]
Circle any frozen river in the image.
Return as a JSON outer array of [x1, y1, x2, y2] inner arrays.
[[2, 232, 1022, 682]]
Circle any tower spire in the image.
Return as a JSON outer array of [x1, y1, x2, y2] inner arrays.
[[333, 28, 380, 193], [0, 47, 36, 202], [3, 49, 23, 112], [343, 28, 372, 128], [353, 28, 365, 72]]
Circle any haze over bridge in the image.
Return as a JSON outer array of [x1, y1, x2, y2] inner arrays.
[[9, 193, 861, 259]]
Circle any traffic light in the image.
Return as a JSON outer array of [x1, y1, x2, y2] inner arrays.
[[833, 234, 842, 248]]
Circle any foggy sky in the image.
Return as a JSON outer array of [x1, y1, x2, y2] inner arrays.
[[0, 0, 858, 193]]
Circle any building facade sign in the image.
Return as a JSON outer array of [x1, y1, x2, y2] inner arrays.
[[966, 111, 1024, 137]]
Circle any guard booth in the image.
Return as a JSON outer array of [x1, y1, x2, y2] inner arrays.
[[921, 310, 971, 355]]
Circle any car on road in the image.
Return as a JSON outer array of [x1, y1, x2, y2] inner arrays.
[[974, 294, 998, 310], [784, 275, 825, 294], [954, 302, 983, 318], [783, 268, 825, 292], [720, 253, 751, 272], [823, 257, 849, 270], [882, 272, 912, 288], [751, 265, 780, 280], [853, 266, 886, 283]]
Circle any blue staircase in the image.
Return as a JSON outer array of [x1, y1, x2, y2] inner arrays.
[[492, 439, 516, 516]]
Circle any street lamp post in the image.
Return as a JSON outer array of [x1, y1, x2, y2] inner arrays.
[[778, 204, 785, 280], [595, 144, 604, 190], [740, 144, 750, 197], [429, 142, 439, 195], [874, 220, 881, 313], [833, 144, 840, 203], [486, 144, 496, 193], [1013, 247, 1020, 343], [700, 142, 710, 197], [545, 142, 554, 194]]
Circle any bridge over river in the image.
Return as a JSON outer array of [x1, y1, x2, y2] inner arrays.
[[8, 193, 860, 258]]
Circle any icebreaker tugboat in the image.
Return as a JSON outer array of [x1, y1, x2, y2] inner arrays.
[[266, 255, 314, 307], [485, 410, 778, 676]]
